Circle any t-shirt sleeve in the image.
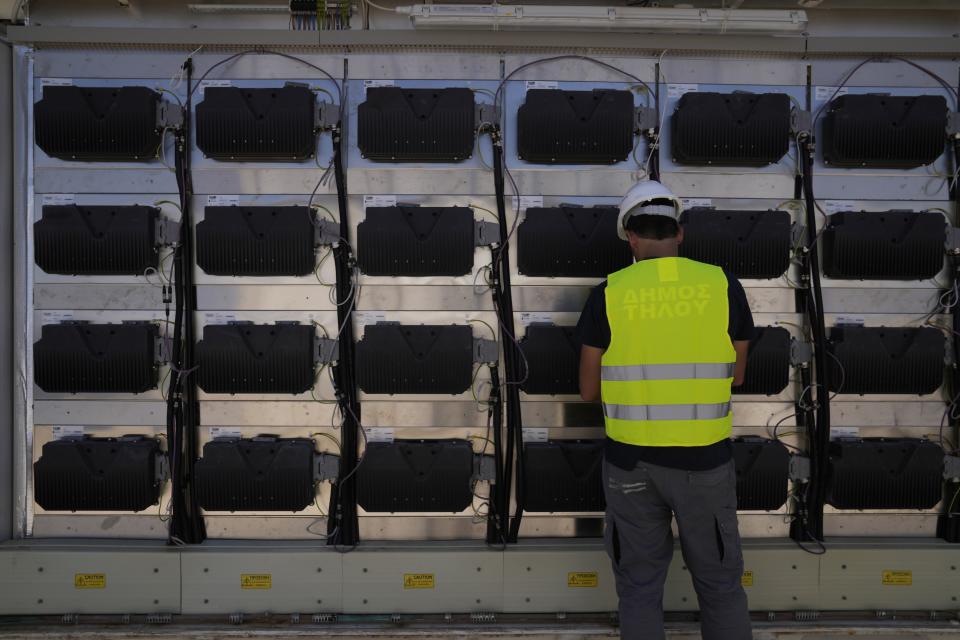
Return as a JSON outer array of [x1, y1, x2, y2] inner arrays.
[[726, 274, 755, 341], [576, 283, 611, 350]]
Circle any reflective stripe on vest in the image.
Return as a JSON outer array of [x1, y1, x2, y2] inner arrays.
[[601, 257, 735, 448], [604, 401, 731, 422]]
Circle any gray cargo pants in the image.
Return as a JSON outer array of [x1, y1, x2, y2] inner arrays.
[[603, 458, 752, 640]]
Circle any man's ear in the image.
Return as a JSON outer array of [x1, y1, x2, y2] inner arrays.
[[626, 230, 640, 253], [676, 225, 684, 245]]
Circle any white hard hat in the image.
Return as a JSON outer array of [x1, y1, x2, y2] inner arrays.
[[617, 180, 683, 240]]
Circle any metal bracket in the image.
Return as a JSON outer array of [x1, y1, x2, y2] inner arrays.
[[315, 100, 340, 131], [476, 102, 499, 127], [789, 454, 811, 482], [314, 217, 340, 246], [790, 339, 813, 366], [790, 108, 812, 135], [157, 217, 182, 247], [475, 220, 500, 247], [945, 228, 960, 255], [155, 334, 173, 364], [947, 111, 960, 137], [314, 452, 341, 482], [790, 222, 806, 249], [156, 101, 184, 130], [317, 337, 339, 365], [155, 452, 170, 483], [635, 106, 658, 131], [944, 455, 960, 481], [472, 454, 497, 484], [473, 338, 499, 364]]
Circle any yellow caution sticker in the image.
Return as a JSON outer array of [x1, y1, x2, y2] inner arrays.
[[240, 574, 272, 590], [403, 573, 435, 589], [741, 571, 754, 587], [74, 573, 106, 589], [567, 571, 599, 588], [882, 570, 912, 586]]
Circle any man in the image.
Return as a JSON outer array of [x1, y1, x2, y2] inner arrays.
[[577, 179, 754, 640]]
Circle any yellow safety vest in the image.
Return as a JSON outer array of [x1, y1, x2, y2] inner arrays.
[[602, 257, 735, 447]]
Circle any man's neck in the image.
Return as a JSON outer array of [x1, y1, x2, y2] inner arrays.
[[634, 249, 679, 261]]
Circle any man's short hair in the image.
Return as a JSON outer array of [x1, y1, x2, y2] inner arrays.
[[624, 198, 680, 240]]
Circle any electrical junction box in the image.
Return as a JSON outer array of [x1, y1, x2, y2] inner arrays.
[[196, 323, 315, 394], [196, 206, 316, 276], [517, 205, 632, 278], [357, 206, 475, 276]]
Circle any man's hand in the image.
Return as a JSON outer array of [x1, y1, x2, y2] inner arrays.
[[579, 345, 604, 401], [732, 339, 750, 387]]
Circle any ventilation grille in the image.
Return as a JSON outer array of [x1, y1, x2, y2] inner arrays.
[[822, 94, 947, 168], [733, 326, 791, 396], [194, 437, 316, 512], [731, 438, 791, 511], [196, 206, 315, 276], [519, 325, 580, 395], [679, 209, 791, 279], [34, 323, 158, 393], [522, 440, 604, 512], [671, 92, 791, 166], [517, 89, 635, 164], [517, 206, 632, 278], [34, 86, 161, 161], [195, 86, 316, 161], [357, 87, 476, 162], [827, 326, 944, 395], [357, 440, 474, 512], [35, 205, 158, 276], [356, 324, 474, 394], [34, 436, 161, 512], [357, 206, 475, 276], [822, 210, 946, 281], [196, 324, 315, 394], [827, 438, 944, 509]]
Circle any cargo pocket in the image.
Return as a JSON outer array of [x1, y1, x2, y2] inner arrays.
[[713, 508, 742, 570], [604, 516, 622, 567]]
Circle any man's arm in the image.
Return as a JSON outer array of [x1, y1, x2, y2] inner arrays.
[[732, 340, 749, 387], [579, 345, 604, 401]]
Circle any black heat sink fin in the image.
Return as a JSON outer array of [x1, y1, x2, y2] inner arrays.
[[521, 440, 605, 512], [671, 92, 791, 166], [357, 87, 476, 162], [34, 436, 162, 512], [34, 205, 159, 276], [827, 326, 944, 395], [517, 206, 633, 277], [196, 324, 315, 394], [822, 94, 948, 168], [826, 438, 945, 509], [733, 326, 791, 396], [34, 85, 162, 162], [519, 325, 580, 395], [356, 439, 474, 512], [194, 437, 316, 512], [357, 206, 475, 276], [356, 324, 473, 394], [196, 206, 316, 276], [34, 322, 158, 393], [731, 438, 791, 511], [678, 209, 791, 279], [195, 86, 316, 161], [822, 210, 946, 281], [517, 89, 635, 164]]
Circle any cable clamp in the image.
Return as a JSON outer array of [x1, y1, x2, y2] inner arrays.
[[314, 452, 341, 482], [944, 455, 960, 482], [475, 220, 500, 247], [472, 454, 497, 484], [315, 100, 341, 131], [156, 101, 184, 130], [315, 218, 341, 246], [474, 338, 499, 364], [789, 454, 811, 482], [790, 108, 812, 136], [635, 106, 658, 132], [790, 339, 813, 366], [317, 337, 339, 365]]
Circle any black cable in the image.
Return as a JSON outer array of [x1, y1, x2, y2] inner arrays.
[[485, 364, 507, 548]]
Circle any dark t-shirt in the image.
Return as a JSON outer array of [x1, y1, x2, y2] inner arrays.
[[576, 266, 754, 472]]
